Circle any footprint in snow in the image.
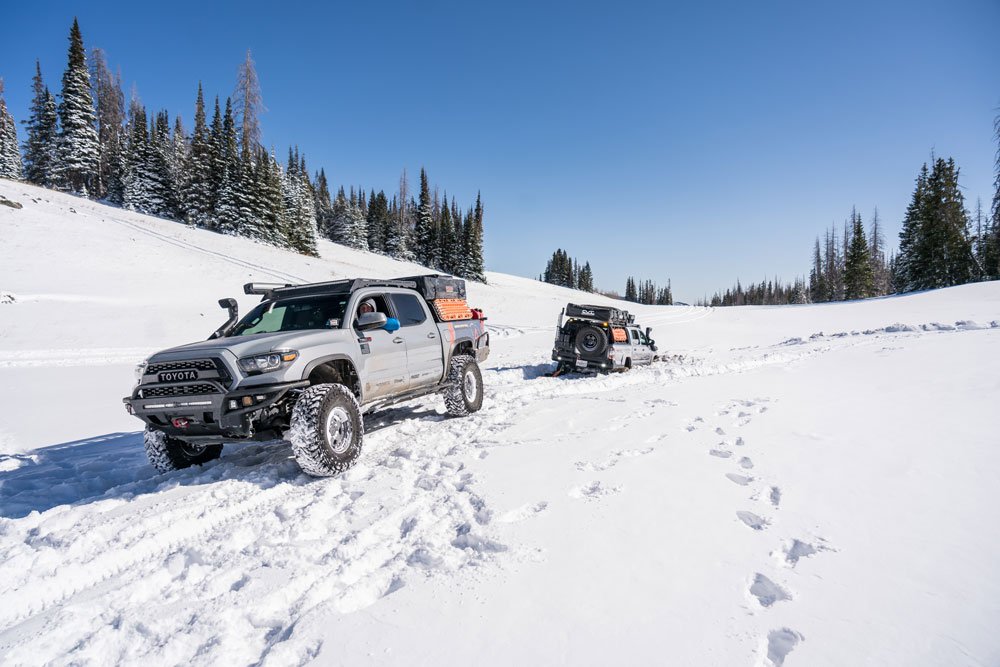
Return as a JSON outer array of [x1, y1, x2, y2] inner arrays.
[[709, 449, 732, 458], [569, 481, 622, 501], [735, 436, 745, 447], [737, 511, 768, 530], [715, 427, 727, 436], [739, 457, 754, 469], [726, 473, 753, 486], [775, 537, 832, 567], [769, 486, 781, 507], [749, 573, 792, 607], [497, 501, 549, 523], [764, 628, 804, 667]]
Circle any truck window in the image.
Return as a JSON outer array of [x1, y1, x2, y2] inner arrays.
[[389, 293, 428, 326]]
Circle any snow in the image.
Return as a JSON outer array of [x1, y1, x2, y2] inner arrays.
[[1, 179, 999, 665]]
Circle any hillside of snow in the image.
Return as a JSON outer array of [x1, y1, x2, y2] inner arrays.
[[1, 179, 999, 666]]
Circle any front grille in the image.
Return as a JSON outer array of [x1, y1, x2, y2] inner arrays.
[[148, 359, 216, 373], [141, 384, 219, 398]]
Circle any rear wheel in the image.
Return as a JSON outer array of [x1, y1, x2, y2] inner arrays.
[[445, 356, 484, 417], [575, 325, 608, 356], [143, 427, 222, 473], [288, 383, 364, 477]]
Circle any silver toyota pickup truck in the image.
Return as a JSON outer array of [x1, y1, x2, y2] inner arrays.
[[124, 275, 489, 476]]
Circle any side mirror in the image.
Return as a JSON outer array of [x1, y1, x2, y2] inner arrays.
[[209, 298, 239, 339], [358, 312, 388, 331], [384, 317, 401, 332], [650, 343, 658, 352], [645, 327, 653, 339]]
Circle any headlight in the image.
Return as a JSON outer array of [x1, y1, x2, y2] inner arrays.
[[238, 350, 298, 374], [134, 360, 149, 386]]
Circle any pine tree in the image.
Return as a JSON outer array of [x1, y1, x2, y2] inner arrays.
[[122, 101, 165, 214], [0, 80, 23, 180], [206, 97, 225, 229], [21, 61, 59, 186], [313, 168, 334, 238], [281, 153, 318, 255], [89, 48, 125, 200], [55, 18, 100, 194], [625, 277, 637, 301], [367, 190, 390, 253], [897, 158, 974, 290], [413, 168, 437, 267], [182, 84, 214, 226], [844, 209, 875, 299], [463, 193, 486, 282], [437, 195, 458, 273], [215, 99, 242, 234], [329, 186, 369, 250], [233, 50, 264, 152]]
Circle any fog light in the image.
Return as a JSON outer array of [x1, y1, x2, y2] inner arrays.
[[255, 395, 266, 401], [241, 396, 254, 407]]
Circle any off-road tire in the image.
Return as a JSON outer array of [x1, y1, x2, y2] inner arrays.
[[445, 355, 484, 417], [288, 383, 364, 477], [143, 427, 223, 473], [575, 325, 608, 356]]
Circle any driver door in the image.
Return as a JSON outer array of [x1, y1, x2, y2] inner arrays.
[[353, 292, 409, 400]]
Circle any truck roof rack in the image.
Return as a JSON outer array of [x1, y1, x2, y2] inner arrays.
[[565, 303, 635, 326], [246, 278, 420, 301]]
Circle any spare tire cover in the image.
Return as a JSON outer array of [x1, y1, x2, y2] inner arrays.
[[575, 325, 608, 356]]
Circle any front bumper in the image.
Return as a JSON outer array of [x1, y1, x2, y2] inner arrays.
[[124, 379, 309, 441]]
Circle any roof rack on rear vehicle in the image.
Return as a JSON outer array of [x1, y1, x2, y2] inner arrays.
[[564, 303, 635, 326]]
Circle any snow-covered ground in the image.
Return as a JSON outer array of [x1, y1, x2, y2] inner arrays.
[[1, 179, 999, 666]]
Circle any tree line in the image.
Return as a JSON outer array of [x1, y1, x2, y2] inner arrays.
[[701, 142, 1000, 307], [0, 19, 486, 281], [624, 277, 673, 305]]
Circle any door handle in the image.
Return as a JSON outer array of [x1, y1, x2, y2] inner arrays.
[[427, 333, 437, 339], [393, 337, 404, 344]]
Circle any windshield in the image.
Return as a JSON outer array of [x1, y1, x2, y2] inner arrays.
[[230, 295, 349, 336]]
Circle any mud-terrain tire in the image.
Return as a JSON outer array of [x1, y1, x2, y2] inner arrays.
[[575, 325, 608, 356], [445, 355, 484, 417], [289, 383, 364, 477], [143, 427, 222, 473]]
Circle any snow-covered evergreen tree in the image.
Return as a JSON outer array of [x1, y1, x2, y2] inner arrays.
[[215, 99, 243, 235], [366, 190, 390, 252], [313, 168, 334, 238], [281, 152, 318, 255], [462, 192, 486, 282], [55, 19, 100, 194], [329, 186, 369, 250], [413, 168, 437, 267], [844, 209, 874, 300], [182, 85, 213, 226], [122, 102, 166, 215], [21, 61, 59, 186], [0, 80, 23, 180]]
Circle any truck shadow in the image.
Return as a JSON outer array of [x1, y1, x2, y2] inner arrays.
[[0, 432, 309, 519], [0, 403, 451, 519]]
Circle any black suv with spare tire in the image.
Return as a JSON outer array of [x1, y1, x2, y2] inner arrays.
[[550, 303, 658, 374]]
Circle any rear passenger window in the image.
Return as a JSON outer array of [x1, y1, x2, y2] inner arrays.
[[390, 293, 428, 326]]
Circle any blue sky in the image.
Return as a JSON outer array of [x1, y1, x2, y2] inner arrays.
[[2, 0, 998, 300]]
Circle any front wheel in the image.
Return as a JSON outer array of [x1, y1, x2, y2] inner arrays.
[[143, 427, 222, 473], [445, 356, 484, 417], [288, 383, 364, 477]]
